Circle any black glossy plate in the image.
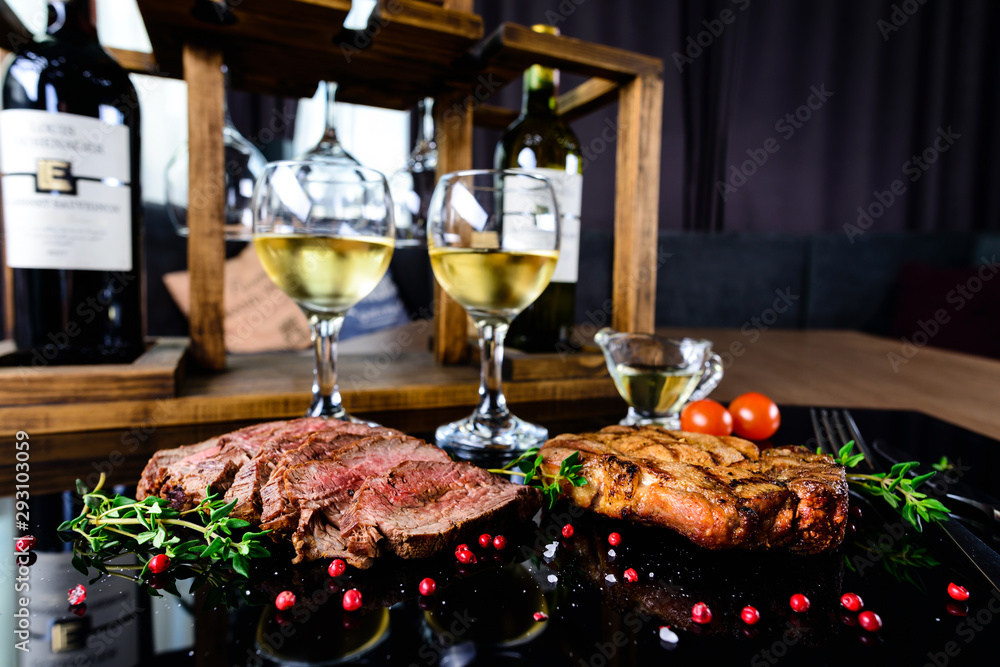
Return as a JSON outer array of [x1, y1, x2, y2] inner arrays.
[[15, 406, 1000, 666]]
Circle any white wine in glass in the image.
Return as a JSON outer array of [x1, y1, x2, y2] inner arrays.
[[428, 170, 560, 454], [252, 161, 394, 420]]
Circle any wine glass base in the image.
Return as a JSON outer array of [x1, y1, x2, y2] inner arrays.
[[305, 398, 378, 426], [435, 414, 548, 456], [619, 407, 681, 429]]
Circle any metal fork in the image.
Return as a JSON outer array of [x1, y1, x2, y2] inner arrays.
[[810, 407, 1000, 591], [811, 408, 1000, 524]]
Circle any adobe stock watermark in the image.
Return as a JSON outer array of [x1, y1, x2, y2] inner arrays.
[[844, 126, 960, 243], [924, 588, 1000, 667], [539, 0, 589, 28], [716, 85, 833, 201], [878, 0, 929, 42], [887, 256, 999, 372], [716, 288, 800, 369], [672, 0, 752, 73]]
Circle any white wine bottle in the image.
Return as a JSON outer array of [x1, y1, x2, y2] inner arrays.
[[1, 0, 144, 365], [494, 24, 583, 353]]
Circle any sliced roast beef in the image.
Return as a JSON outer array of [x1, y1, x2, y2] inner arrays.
[[340, 461, 541, 562], [257, 426, 399, 531], [229, 422, 395, 523], [278, 436, 451, 566], [144, 418, 341, 510], [136, 436, 221, 500]]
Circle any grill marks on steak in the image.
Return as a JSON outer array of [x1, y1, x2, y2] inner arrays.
[[276, 436, 452, 567], [341, 460, 542, 562], [540, 425, 847, 554]]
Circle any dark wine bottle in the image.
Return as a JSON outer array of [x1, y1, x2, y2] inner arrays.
[[1, 0, 144, 366], [494, 24, 583, 353]]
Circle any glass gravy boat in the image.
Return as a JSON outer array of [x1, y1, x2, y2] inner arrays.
[[594, 327, 724, 428]]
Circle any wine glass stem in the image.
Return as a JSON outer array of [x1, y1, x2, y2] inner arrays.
[[307, 311, 347, 419], [474, 320, 510, 426]]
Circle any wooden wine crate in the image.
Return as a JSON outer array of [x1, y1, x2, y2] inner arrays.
[[0, 0, 662, 413], [0, 337, 188, 406]]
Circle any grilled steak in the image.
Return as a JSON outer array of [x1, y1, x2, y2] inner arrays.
[[280, 435, 452, 567], [540, 425, 847, 554], [341, 460, 542, 562], [227, 422, 397, 523]]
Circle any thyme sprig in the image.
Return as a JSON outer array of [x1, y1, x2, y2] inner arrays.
[[58, 474, 271, 589], [824, 441, 951, 531], [490, 448, 588, 508]]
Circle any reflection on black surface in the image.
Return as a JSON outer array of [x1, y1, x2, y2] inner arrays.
[[545, 508, 844, 641], [257, 604, 390, 665]]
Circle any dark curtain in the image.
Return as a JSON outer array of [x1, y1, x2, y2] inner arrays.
[[473, 0, 1000, 234]]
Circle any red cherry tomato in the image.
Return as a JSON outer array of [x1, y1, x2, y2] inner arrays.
[[729, 392, 781, 441], [680, 399, 733, 436]]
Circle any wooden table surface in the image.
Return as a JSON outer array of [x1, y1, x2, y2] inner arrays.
[[667, 328, 1000, 442]]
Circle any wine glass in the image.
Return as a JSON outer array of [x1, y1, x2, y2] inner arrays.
[[165, 96, 267, 241], [428, 169, 559, 453], [251, 161, 395, 419], [389, 97, 436, 246], [298, 81, 360, 165]]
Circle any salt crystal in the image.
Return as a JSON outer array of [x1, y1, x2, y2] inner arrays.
[[608, 549, 616, 558], [547, 574, 558, 583], [658, 626, 678, 644], [605, 574, 617, 584]]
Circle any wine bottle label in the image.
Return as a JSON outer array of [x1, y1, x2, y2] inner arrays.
[[533, 167, 581, 284], [0, 109, 132, 271]]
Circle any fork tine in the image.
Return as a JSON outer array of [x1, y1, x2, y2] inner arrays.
[[819, 408, 842, 451], [809, 408, 834, 457], [839, 410, 877, 472]]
